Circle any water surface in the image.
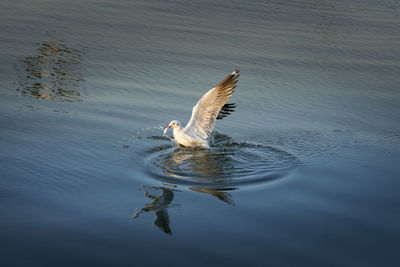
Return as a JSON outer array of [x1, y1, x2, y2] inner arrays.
[[1, 0, 400, 266]]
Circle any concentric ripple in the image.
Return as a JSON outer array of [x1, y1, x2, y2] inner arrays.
[[145, 133, 298, 187]]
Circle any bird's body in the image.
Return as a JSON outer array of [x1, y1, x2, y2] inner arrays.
[[170, 122, 208, 147], [164, 70, 240, 148]]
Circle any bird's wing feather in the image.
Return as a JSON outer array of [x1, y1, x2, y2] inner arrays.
[[184, 69, 240, 139], [216, 103, 236, 120]]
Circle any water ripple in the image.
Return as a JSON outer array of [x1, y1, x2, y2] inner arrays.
[[145, 133, 298, 187], [134, 128, 400, 187]]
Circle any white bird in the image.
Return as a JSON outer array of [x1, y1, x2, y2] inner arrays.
[[163, 69, 240, 148]]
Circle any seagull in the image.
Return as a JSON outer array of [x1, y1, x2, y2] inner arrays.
[[163, 69, 240, 148]]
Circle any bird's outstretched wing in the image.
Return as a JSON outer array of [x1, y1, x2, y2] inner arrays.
[[184, 69, 240, 139]]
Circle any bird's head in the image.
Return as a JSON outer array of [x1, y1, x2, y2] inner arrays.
[[163, 120, 180, 135]]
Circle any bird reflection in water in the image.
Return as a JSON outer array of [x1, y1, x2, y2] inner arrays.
[[134, 140, 239, 234], [131, 186, 180, 235], [162, 146, 234, 179], [160, 135, 237, 206], [188, 186, 235, 206], [132, 184, 235, 235], [161, 145, 238, 204], [16, 40, 85, 102]]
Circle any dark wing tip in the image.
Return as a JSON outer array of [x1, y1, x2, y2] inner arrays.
[[216, 103, 236, 120]]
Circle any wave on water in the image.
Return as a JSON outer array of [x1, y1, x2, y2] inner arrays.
[[144, 132, 299, 187], [126, 127, 400, 188]]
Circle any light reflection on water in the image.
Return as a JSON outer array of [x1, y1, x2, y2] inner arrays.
[[16, 40, 85, 102]]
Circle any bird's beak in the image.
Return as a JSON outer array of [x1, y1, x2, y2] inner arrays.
[[163, 125, 171, 135]]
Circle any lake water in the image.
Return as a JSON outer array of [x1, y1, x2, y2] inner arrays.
[[1, 0, 400, 266]]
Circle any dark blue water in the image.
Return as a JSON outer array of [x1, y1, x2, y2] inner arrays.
[[1, 0, 400, 266]]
